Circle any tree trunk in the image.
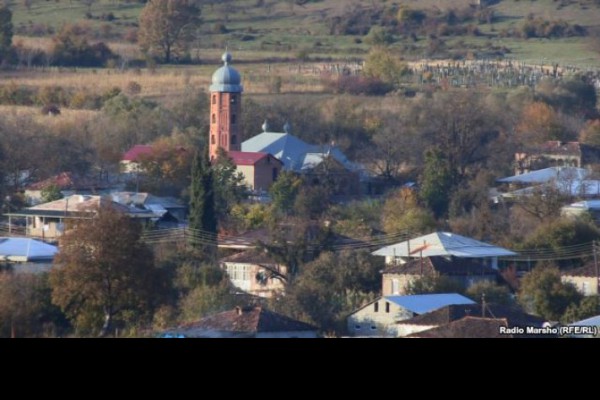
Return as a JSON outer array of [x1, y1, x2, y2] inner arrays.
[[99, 311, 112, 338]]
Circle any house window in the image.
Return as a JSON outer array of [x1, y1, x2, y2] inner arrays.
[[354, 325, 361, 331], [582, 282, 590, 295], [212, 95, 216, 105], [211, 135, 216, 145], [374, 302, 379, 313], [370, 326, 377, 330], [385, 302, 390, 313], [231, 135, 237, 145], [231, 114, 237, 124], [391, 279, 399, 295], [212, 114, 216, 124]]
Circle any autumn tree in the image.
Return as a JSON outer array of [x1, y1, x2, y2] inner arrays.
[[139, 0, 202, 63], [382, 188, 436, 234], [363, 47, 408, 87], [579, 119, 600, 148], [269, 171, 303, 215], [518, 265, 582, 321], [516, 102, 567, 145], [41, 184, 64, 203], [50, 205, 163, 337]]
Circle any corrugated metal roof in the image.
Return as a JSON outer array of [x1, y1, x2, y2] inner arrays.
[[385, 293, 476, 314], [569, 315, 600, 327], [373, 232, 517, 258], [497, 167, 588, 184], [0, 238, 58, 262]]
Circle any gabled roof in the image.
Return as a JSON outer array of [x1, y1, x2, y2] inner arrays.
[[122, 145, 153, 162], [383, 256, 498, 276], [497, 167, 588, 184], [228, 151, 277, 166], [385, 293, 475, 315], [373, 232, 517, 259], [569, 315, 600, 327], [397, 303, 545, 327], [166, 306, 317, 337], [26, 172, 108, 191], [0, 238, 58, 262], [220, 249, 281, 265], [407, 316, 510, 338], [241, 131, 362, 174]]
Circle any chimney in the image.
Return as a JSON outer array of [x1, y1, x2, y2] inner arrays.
[[235, 306, 243, 316]]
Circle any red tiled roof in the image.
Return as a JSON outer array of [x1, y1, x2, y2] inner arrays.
[[178, 306, 317, 334], [228, 151, 271, 166], [122, 145, 153, 162]]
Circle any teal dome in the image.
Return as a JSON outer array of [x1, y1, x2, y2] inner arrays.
[[210, 52, 243, 93]]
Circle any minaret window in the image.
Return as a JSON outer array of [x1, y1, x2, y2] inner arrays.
[[231, 135, 237, 145], [212, 95, 216, 105], [231, 95, 237, 104], [212, 114, 216, 124], [231, 115, 237, 125], [211, 135, 216, 145]]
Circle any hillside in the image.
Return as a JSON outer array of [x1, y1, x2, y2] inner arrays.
[[5, 0, 600, 67]]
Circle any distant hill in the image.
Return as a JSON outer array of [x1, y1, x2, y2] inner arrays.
[[6, 0, 600, 66]]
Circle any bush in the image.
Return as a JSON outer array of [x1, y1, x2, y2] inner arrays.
[[324, 75, 394, 96], [125, 81, 142, 96]]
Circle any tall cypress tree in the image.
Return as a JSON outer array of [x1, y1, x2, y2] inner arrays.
[[189, 150, 217, 254]]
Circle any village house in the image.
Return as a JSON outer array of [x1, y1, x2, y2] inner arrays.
[[395, 303, 546, 337], [346, 293, 475, 337], [0, 237, 58, 274], [561, 263, 599, 296], [219, 249, 287, 298], [382, 256, 498, 296], [24, 172, 111, 205], [110, 192, 188, 227], [515, 141, 600, 175], [5, 195, 155, 241], [161, 306, 318, 338], [372, 232, 516, 269], [406, 316, 512, 338], [120, 145, 154, 174], [228, 151, 283, 192]]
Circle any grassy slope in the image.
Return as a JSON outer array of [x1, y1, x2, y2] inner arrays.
[[6, 0, 600, 66]]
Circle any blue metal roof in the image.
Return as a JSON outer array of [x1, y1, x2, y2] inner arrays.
[[210, 53, 243, 93], [0, 237, 58, 262], [385, 293, 475, 314]]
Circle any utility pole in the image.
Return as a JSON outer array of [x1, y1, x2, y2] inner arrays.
[[594, 241, 599, 295]]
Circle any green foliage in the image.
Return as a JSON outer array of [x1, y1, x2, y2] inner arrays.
[[363, 47, 408, 87], [213, 148, 248, 221], [382, 188, 436, 234], [364, 26, 394, 46], [404, 274, 466, 295], [271, 250, 382, 334], [50, 205, 164, 336], [189, 150, 217, 253], [466, 281, 514, 306], [562, 295, 600, 324], [0, 272, 68, 338], [41, 184, 63, 203], [269, 171, 302, 215], [330, 199, 383, 238], [518, 265, 582, 321], [419, 148, 455, 218]]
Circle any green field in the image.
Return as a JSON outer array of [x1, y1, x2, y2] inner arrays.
[[5, 0, 600, 67]]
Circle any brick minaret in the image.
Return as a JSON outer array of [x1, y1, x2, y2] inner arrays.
[[209, 52, 243, 161]]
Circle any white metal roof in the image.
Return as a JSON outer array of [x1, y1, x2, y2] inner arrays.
[[372, 232, 517, 258], [497, 167, 589, 184], [0, 238, 58, 262], [386, 293, 476, 314]]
